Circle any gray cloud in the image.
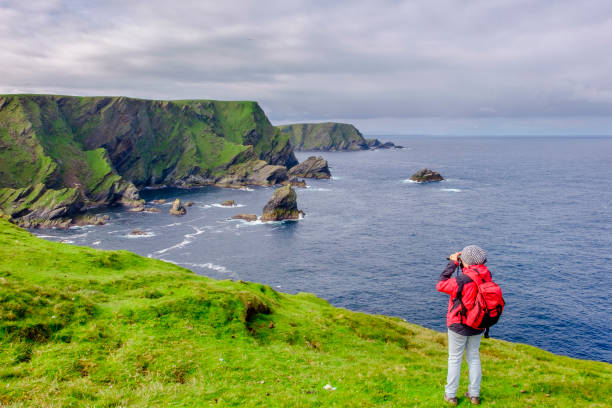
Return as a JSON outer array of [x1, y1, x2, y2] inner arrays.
[[1, 0, 611, 134]]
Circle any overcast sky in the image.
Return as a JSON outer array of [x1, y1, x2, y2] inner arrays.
[[1, 0, 611, 135]]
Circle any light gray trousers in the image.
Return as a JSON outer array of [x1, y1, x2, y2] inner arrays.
[[445, 329, 482, 398]]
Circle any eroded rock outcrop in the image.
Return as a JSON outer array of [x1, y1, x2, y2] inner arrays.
[[261, 185, 304, 221], [288, 156, 331, 179], [283, 178, 307, 188], [169, 199, 187, 216], [409, 168, 444, 183], [232, 213, 258, 222]]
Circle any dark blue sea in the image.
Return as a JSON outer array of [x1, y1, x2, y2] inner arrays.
[[37, 136, 612, 363]]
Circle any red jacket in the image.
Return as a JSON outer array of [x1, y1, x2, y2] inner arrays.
[[437, 262, 490, 335]]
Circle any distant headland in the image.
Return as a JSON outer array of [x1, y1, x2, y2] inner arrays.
[[276, 122, 402, 151]]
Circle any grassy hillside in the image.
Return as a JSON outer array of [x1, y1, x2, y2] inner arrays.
[[0, 218, 610, 407], [277, 122, 369, 151], [0, 95, 297, 226]]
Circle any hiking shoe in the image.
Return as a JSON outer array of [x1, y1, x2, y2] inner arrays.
[[444, 394, 458, 406], [465, 392, 481, 405]]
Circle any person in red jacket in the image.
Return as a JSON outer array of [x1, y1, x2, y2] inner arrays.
[[437, 245, 489, 406]]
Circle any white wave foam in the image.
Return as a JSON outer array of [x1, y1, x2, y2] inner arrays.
[[235, 219, 264, 228], [182, 262, 232, 274], [305, 187, 332, 192], [402, 179, 418, 184], [440, 188, 462, 192], [154, 226, 205, 254], [126, 231, 157, 238], [60, 239, 75, 244], [34, 234, 57, 239], [92, 240, 101, 246], [211, 203, 246, 208], [239, 187, 254, 192], [160, 222, 183, 227]]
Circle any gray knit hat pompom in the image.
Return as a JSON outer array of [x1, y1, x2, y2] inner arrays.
[[461, 245, 487, 266]]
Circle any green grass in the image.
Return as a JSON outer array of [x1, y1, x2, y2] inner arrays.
[[0, 218, 610, 407], [0, 96, 57, 188]]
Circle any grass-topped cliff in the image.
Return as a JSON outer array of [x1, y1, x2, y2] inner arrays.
[[0, 95, 297, 227], [277, 122, 398, 151], [0, 217, 610, 407], [277, 122, 369, 151]]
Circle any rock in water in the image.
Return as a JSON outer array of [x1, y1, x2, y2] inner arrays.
[[221, 200, 236, 207], [169, 199, 187, 216], [283, 178, 307, 188], [409, 168, 444, 183], [288, 156, 331, 179], [261, 185, 304, 221], [232, 213, 258, 222]]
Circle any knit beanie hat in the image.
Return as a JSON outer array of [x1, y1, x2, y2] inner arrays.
[[461, 245, 487, 266]]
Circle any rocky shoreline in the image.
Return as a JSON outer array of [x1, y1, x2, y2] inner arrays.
[[0, 95, 309, 228]]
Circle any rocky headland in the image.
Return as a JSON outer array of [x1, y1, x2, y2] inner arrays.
[[0, 94, 298, 227], [409, 168, 444, 183], [276, 122, 402, 151]]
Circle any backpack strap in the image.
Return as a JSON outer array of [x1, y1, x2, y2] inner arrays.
[[453, 274, 473, 322]]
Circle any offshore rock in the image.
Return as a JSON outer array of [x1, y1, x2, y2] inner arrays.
[[282, 178, 307, 188], [143, 207, 161, 213], [261, 185, 304, 221], [288, 156, 331, 179], [409, 168, 444, 183], [221, 200, 236, 207], [232, 213, 258, 222], [169, 199, 187, 216]]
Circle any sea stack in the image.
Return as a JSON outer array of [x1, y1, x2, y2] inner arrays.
[[288, 156, 331, 179], [169, 199, 187, 216], [261, 185, 304, 221], [409, 168, 444, 183]]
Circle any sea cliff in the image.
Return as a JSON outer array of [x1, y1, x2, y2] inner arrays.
[[0, 94, 297, 227], [277, 122, 400, 151]]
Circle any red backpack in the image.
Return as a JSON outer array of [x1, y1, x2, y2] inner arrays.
[[456, 266, 505, 338]]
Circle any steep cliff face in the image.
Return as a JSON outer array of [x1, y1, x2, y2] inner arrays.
[[0, 95, 297, 226], [277, 122, 368, 151]]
